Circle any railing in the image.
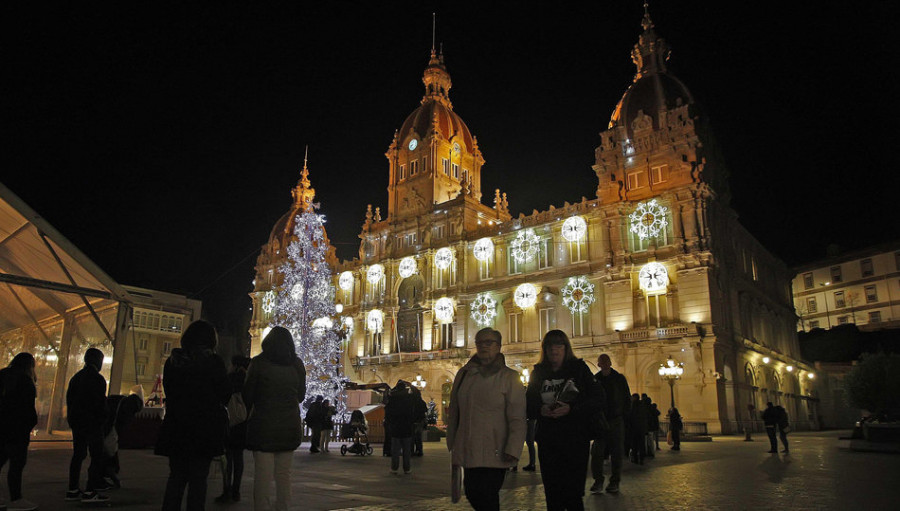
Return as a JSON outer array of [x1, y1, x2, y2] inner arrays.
[[726, 420, 818, 434], [355, 348, 468, 366], [617, 324, 692, 342], [658, 422, 708, 436]]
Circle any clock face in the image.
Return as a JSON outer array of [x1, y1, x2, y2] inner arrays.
[[408, 139, 418, 150], [638, 262, 669, 293], [514, 283, 537, 308], [434, 297, 454, 322], [561, 216, 587, 242], [452, 142, 461, 154], [434, 247, 453, 269], [338, 271, 354, 291], [398, 257, 417, 279], [473, 238, 494, 261]]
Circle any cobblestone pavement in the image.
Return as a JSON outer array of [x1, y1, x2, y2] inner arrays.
[[12, 431, 900, 510]]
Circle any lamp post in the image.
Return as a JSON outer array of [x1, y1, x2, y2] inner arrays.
[[411, 374, 427, 390], [658, 355, 684, 409], [819, 282, 831, 329]]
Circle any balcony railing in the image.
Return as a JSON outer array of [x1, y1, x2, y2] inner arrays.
[[354, 348, 469, 366], [617, 324, 691, 342]]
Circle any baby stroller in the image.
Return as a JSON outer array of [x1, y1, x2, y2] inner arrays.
[[340, 409, 374, 456]]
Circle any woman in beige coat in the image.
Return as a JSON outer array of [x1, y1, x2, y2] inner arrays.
[[447, 328, 526, 511]]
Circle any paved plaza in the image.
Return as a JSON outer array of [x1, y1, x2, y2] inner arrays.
[[8, 431, 899, 510]]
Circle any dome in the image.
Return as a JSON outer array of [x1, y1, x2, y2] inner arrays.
[[399, 99, 474, 152], [609, 72, 694, 134]]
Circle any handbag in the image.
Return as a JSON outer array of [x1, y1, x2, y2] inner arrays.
[[227, 391, 248, 427], [666, 430, 673, 446]]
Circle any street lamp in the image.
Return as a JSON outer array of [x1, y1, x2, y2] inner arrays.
[[411, 374, 427, 390], [819, 282, 831, 329], [658, 355, 685, 409], [520, 368, 530, 387]]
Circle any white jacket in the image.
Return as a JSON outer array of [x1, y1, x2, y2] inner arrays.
[[446, 355, 526, 468]]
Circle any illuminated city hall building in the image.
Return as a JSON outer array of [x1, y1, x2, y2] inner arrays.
[[250, 10, 817, 433]]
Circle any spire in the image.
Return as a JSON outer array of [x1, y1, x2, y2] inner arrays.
[[292, 146, 316, 211], [421, 14, 452, 108], [630, 0, 671, 80]]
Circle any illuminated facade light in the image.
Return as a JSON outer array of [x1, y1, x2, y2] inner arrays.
[[473, 237, 494, 261], [638, 262, 669, 293], [367, 309, 384, 333], [339, 271, 354, 290], [434, 297, 455, 322], [434, 247, 453, 270], [561, 276, 595, 314], [762, 357, 770, 364], [629, 199, 669, 240], [514, 283, 537, 308], [786, 365, 794, 372], [561, 216, 587, 242], [367, 264, 384, 284], [510, 229, 540, 264], [470, 292, 498, 326], [398, 257, 417, 278]]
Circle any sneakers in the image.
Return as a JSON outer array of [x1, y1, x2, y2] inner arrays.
[[605, 483, 620, 494], [522, 464, 536, 472], [589, 481, 604, 494], [8, 499, 38, 511], [80, 492, 109, 504], [64, 490, 81, 502]]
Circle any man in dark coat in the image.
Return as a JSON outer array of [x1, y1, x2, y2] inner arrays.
[[385, 381, 417, 474], [590, 353, 631, 495], [411, 386, 427, 456], [66, 348, 110, 503], [0, 352, 39, 510], [775, 404, 790, 453], [629, 394, 648, 463], [762, 402, 779, 453], [306, 395, 324, 453]]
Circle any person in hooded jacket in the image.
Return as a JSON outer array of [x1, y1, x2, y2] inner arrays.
[[155, 320, 230, 511], [447, 328, 526, 511], [243, 327, 306, 511], [0, 353, 39, 511], [526, 330, 603, 511], [66, 348, 110, 504], [384, 381, 416, 475]]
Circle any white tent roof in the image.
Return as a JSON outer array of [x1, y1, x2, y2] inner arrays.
[[0, 182, 131, 334]]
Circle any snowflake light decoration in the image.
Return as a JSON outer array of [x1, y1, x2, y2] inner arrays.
[[561, 216, 587, 242], [638, 262, 669, 293], [561, 276, 595, 314], [434, 247, 453, 270], [261, 291, 276, 314], [366, 309, 384, 333], [473, 238, 494, 261], [510, 229, 540, 264], [398, 257, 417, 278], [514, 283, 538, 308], [339, 271, 354, 291], [469, 293, 497, 326], [434, 297, 455, 322], [629, 199, 669, 240], [367, 264, 384, 284]]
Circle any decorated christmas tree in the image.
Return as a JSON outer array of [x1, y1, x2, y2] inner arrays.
[[272, 158, 347, 418]]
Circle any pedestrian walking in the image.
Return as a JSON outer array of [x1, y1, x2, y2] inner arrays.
[[0, 353, 39, 511], [306, 396, 324, 453], [155, 320, 230, 511], [66, 347, 110, 504], [215, 356, 250, 503], [775, 404, 790, 454], [762, 402, 779, 453], [243, 327, 307, 511], [526, 330, 603, 511], [447, 328, 526, 511], [411, 386, 427, 457], [649, 403, 661, 452], [589, 353, 631, 495], [319, 400, 334, 453], [668, 407, 683, 451], [384, 381, 416, 475]]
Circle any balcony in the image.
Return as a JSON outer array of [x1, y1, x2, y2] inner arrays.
[[354, 347, 469, 366], [616, 324, 692, 342]]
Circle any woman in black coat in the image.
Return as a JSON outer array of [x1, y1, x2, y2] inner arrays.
[[156, 320, 230, 511], [0, 353, 38, 510], [526, 331, 604, 511], [216, 356, 250, 503]]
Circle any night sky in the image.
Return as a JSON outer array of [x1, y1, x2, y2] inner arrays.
[[5, 1, 898, 338]]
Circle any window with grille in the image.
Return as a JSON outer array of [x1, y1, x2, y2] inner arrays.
[[803, 273, 813, 289], [834, 291, 846, 308], [865, 285, 878, 303], [806, 297, 817, 313], [627, 170, 647, 189]]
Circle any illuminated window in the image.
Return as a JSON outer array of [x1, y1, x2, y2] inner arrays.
[[508, 311, 523, 343], [752, 258, 759, 281], [538, 238, 553, 269], [442, 158, 450, 176], [508, 248, 521, 275], [830, 266, 842, 283], [834, 291, 845, 308], [865, 285, 878, 303], [572, 310, 590, 337], [627, 170, 647, 189], [650, 164, 669, 184], [539, 308, 553, 337], [478, 258, 492, 281], [452, 163, 459, 180], [861, 258, 874, 277], [806, 297, 817, 313], [434, 225, 445, 240], [803, 272, 813, 290]]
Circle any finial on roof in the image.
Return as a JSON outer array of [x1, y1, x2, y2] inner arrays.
[[431, 13, 436, 57], [293, 146, 315, 211], [641, 0, 653, 31]]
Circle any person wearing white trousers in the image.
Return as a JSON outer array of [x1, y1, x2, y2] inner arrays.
[[252, 451, 293, 510]]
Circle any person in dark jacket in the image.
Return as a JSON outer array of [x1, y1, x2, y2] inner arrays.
[[410, 386, 427, 457], [774, 404, 790, 453], [668, 407, 683, 451], [0, 353, 39, 511], [156, 320, 230, 511], [215, 356, 250, 503], [526, 330, 603, 511], [649, 402, 661, 452], [762, 402, 779, 453], [589, 353, 631, 495], [385, 381, 417, 475], [629, 394, 648, 464], [101, 386, 144, 489], [243, 327, 306, 511], [66, 347, 110, 503], [306, 396, 324, 453], [320, 399, 335, 453]]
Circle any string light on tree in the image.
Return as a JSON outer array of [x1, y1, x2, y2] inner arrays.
[[470, 292, 497, 327], [561, 276, 595, 314], [514, 283, 537, 308], [398, 257, 418, 278], [510, 229, 540, 264], [434, 247, 453, 269], [261, 291, 276, 314], [561, 216, 587, 242], [473, 238, 494, 261], [629, 199, 669, 240]]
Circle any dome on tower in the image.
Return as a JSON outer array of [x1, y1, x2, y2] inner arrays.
[[399, 50, 475, 152], [608, 3, 694, 136]]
